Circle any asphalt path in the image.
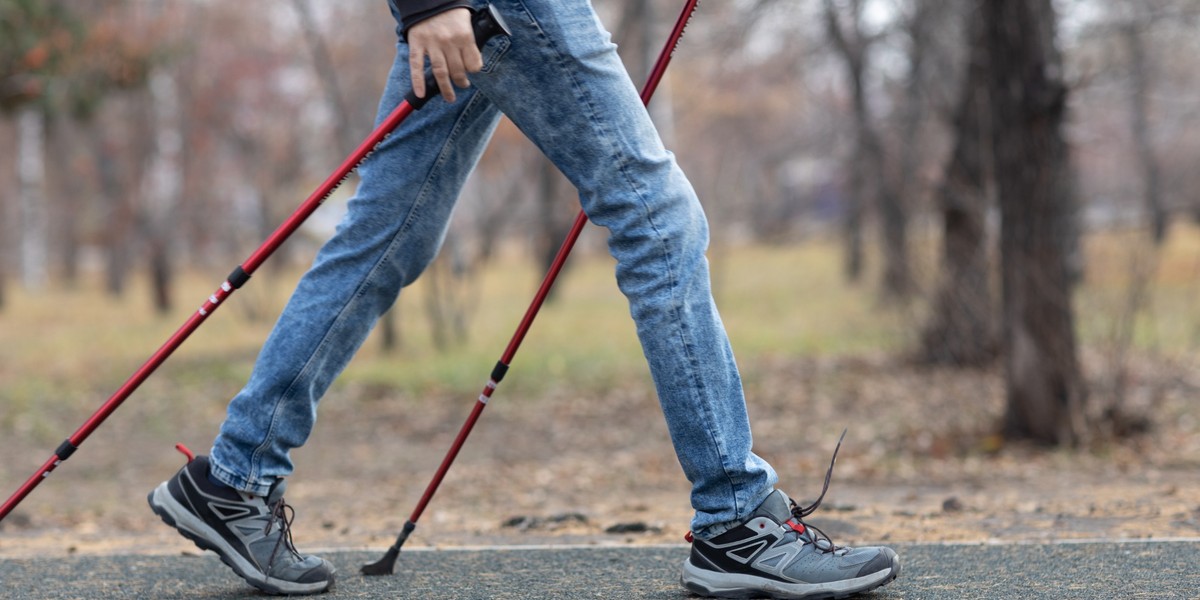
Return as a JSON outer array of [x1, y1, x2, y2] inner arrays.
[[1, 540, 1197, 599]]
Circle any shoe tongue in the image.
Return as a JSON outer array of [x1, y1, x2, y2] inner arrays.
[[265, 479, 288, 505], [753, 490, 794, 522]]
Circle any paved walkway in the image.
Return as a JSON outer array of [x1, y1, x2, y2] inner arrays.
[[2, 540, 1197, 599]]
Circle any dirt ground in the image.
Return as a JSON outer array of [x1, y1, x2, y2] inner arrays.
[[1, 352, 1198, 557]]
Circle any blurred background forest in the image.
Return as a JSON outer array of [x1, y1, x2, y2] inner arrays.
[[2, 0, 1200, 552], [7, 0, 1200, 552]]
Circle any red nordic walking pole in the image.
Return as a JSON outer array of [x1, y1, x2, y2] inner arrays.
[[361, 0, 702, 576], [0, 5, 511, 525]]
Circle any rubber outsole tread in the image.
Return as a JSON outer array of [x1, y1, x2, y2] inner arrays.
[[681, 561, 901, 599]]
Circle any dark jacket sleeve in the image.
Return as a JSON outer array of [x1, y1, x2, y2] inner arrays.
[[391, 0, 474, 39]]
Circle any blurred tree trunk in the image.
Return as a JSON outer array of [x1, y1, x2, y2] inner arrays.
[[985, 0, 1086, 445], [535, 158, 573, 303], [1122, 19, 1166, 244], [139, 70, 183, 314], [823, 0, 866, 283], [919, 3, 995, 366], [46, 116, 83, 287], [423, 238, 472, 351], [16, 104, 48, 291], [893, 0, 933, 223], [0, 120, 8, 309], [823, 0, 910, 298], [95, 134, 133, 297], [291, 0, 357, 156]]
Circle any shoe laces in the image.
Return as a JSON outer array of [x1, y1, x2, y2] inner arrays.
[[264, 495, 304, 570], [788, 429, 847, 555]]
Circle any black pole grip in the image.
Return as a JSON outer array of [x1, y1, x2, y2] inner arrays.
[[405, 4, 511, 110]]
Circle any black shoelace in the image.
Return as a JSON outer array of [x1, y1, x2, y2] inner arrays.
[[264, 497, 303, 573], [788, 429, 847, 555]]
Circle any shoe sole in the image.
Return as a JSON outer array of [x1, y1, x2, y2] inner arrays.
[[680, 552, 901, 600], [148, 482, 333, 596]]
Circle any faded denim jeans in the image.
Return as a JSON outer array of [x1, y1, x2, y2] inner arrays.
[[210, 0, 777, 538]]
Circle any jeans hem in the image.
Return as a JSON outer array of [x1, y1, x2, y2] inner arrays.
[[208, 454, 273, 497]]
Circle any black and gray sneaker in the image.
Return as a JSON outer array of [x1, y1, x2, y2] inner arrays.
[[148, 452, 335, 595], [681, 435, 900, 599]]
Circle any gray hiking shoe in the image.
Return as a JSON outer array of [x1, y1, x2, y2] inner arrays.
[[681, 434, 900, 599], [682, 490, 899, 599], [148, 453, 335, 595]]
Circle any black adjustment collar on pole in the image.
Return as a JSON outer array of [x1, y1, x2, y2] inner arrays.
[[490, 361, 510, 384], [227, 265, 251, 289], [55, 439, 79, 461]]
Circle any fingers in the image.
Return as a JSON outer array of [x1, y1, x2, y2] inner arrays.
[[431, 48, 467, 103], [409, 45, 428, 100], [406, 8, 484, 104], [411, 46, 459, 103]]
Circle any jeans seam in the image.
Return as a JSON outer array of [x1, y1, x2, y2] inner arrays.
[[392, 89, 487, 262]]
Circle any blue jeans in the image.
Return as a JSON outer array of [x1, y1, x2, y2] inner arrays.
[[210, 0, 777, 538]]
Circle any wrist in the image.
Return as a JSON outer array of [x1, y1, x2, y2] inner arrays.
[[398, 0, 474, 41]]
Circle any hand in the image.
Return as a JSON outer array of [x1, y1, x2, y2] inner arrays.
[[407, 8, 483, 103]]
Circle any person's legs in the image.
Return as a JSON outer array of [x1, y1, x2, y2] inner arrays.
[[209, 45, 505, 496], [459, 5, 900, 596], [464, 0, 776, 537]]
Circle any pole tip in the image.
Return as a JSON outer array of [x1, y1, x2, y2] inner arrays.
[[360, 547, 400, 576]]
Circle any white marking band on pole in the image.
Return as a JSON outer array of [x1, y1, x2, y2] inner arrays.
[[479, 381, 497, 404]]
